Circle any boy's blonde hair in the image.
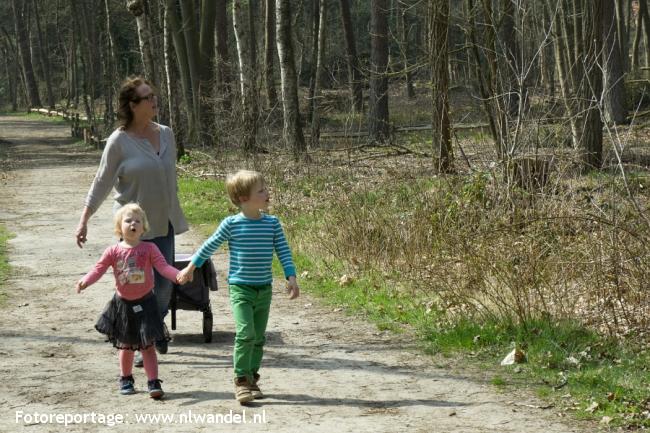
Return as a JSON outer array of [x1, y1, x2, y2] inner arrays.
[[226, 170, 265, 206], [114, 203, 149, 237]]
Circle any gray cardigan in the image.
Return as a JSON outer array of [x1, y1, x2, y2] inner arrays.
[[84, 123, 188, 239]]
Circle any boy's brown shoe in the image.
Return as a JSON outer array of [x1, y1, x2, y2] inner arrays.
[[234, 377, 254, 403], [250, 373, 264, 399]]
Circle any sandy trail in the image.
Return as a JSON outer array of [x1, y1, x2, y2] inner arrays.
[[0, 115, 589, 432]]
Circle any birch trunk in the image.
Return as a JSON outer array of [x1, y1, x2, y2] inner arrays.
[[310, 0, 327, 145], [233, 0, 259, 152], [264, 0, 279, 110], [127, 0, 157, 83], [306, 0, 320, 122]]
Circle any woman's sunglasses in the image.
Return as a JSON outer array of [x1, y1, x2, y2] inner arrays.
[[133, 93, 157, 103]]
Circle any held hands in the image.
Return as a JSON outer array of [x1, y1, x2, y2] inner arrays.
[[75, 279, 87, 293], [176, 265, 195, 285], [287, 276, 300, 300]]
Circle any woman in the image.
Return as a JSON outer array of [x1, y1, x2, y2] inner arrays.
[[75, 76, 188, 358]]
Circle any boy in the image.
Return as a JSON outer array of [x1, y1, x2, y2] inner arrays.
[[177, 170, 299, 403]]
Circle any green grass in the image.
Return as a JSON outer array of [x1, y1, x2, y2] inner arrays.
[[0, 225, 12, 307], [178, 176, 233, 237], [0, 111, 68, 124], [300, 263, 650, 427]]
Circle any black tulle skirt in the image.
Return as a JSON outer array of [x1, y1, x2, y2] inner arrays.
[[95, 291, 170, 351]]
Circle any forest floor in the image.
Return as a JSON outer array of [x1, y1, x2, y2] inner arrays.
[[0, 115, 597, 432]]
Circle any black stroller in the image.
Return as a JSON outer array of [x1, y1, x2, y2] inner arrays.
[[169, 254, 218, 343]]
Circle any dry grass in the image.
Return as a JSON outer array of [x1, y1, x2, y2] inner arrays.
[[180, 122, 650, 344]]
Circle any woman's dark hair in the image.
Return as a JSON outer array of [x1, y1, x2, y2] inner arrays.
[[116, 76, 156, 129]]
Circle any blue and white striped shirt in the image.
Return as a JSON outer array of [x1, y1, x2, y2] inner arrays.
[[190, 213, 296, 285]]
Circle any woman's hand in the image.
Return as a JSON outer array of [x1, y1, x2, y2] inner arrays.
[[76, 207, 92, 248], [75, 221, 88, 248]]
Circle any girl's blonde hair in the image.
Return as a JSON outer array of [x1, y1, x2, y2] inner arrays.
[[114, 203, 149, 237], [226, 170, 265, 206]]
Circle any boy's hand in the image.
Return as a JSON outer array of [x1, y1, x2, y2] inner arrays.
[[76, 280, 87, 293], [177, 265, 195, 285], [287, 276, 300, 300]]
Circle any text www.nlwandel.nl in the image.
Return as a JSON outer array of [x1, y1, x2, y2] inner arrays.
[[15, 409, 268, 426]]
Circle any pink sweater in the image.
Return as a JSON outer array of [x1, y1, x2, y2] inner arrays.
[[82, 242, 179, 300]]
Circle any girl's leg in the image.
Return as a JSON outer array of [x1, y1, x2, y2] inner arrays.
[[119, 350, 135, 377], [229, 284, 257, 380], [141, 345, 159, 380], [250, 285, 273, 375]]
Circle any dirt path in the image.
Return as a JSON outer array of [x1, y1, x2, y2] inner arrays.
[[0, 116, 591, 432]]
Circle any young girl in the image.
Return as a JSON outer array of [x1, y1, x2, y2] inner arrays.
[[76, 203, 180, 399]]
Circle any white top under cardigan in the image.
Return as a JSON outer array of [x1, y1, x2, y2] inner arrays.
[[84, 123, 188, 240]]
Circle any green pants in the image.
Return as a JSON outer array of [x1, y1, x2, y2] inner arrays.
[[229, 283, 273, 380]]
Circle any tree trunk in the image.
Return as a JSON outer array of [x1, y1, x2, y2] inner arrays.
[[368, 0, 390, 143], [12, 0, 41, 108], [430, 0, 453, 173], [165, 0, 198, 145], [69, 22, 77, 107], [277, 0, 307, 157], [467, 0, 499, 150], [264, 0, 279, 110], [127, 0, 157, 83], [163, 4, 184, 156], [640, 0, 650, 67], [0, 36, 18, 111], [310, 0, 327, 145], [233, 0, 259, 152], [215, 0, 233, 111], [615, 0, 628, 71], [540, 2, 555, 97], [632, 0, 643, 70], [339, 0, 363, 112], [199, 0, 217, 145], [306, 0, 321, 123], [499, 0, 521, 117], [77, 0, 99, 124], [103, 0, 117, 129], [81, 0, 102, 99], [397, 1, 415, 99], [180, 0, 201, 126], [547, 0, 579, 144], [32, 0, 55, 109], [581, 0, 604, 169], [603, 0, 629, 124]]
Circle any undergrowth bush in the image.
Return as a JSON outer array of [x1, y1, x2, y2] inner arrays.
[[274, 165, 650, 340]]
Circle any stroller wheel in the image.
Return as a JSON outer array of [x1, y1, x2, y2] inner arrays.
[[203, 311, 213, 343]]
